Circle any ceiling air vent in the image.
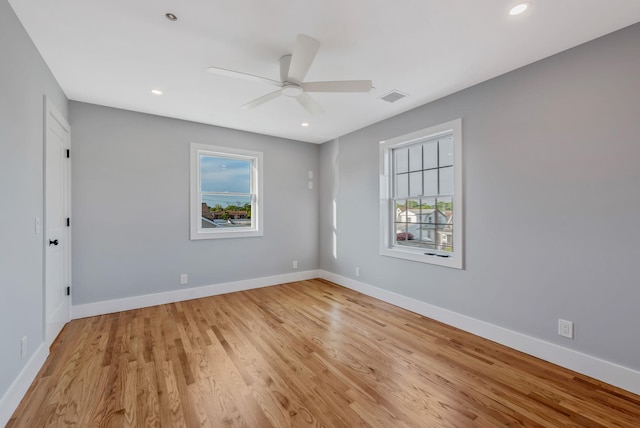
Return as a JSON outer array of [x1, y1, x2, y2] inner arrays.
[[379, 90, 407, 103]]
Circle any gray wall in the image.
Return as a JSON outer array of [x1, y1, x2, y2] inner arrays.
[[70, 102, 319, 305], [0, 0, 68, 397], [3, 0, 638, 403], [319, 23, 640, 370]]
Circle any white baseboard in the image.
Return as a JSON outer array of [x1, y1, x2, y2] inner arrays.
[[72, 270, 319, 319], [318, 270, 640, 396], [1, 270, 318, 426], [0, 343, 49, 427], [5, 267, 635, 428]]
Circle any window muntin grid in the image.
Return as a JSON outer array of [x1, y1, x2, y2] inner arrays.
[[392, 135, 454, 252]]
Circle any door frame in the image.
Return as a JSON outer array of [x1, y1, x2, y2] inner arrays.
[[43, 96, 71, 346]]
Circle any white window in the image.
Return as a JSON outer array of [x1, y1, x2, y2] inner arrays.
[[379, 119, 463, 269], [190, 143, 263, 240]]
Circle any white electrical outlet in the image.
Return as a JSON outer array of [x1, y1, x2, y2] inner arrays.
[[21, 336, 27, 358], [355, 267, 360, 277], [558, 319, 574, 339], [180, 274, 188, 285], [308, 181, 313, 189], [292, 260, 298, 269], [308, 170, 313, 179]]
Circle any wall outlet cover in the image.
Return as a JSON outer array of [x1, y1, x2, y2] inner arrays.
[[558, 319, 574, 339]]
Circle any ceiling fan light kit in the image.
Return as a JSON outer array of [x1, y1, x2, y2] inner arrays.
[[281, 83, 303, 97], [207, 34, 372, 115]]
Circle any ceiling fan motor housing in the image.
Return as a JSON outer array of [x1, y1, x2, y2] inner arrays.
[[281, 83, 303, 97]]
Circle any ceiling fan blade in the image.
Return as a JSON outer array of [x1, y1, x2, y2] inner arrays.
[[207, 67, 281, 87], [241, 89, 282, 109], [287, 34, 320, 83], [302, 80, 373, 93], [279, 55, 292, 83], [295, 92, 325, 115]]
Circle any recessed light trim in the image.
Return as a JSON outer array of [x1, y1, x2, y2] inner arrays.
[[151, 89, 163, 95], [509, 3, 529, 16], [301, 122, 309, 127], [165, 13, 177, 21]]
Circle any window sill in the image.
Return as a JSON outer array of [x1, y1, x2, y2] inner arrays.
[[190, 229, 263, 240], [380, 247, 463, 269]]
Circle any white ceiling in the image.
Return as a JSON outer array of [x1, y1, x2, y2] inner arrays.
[[9, 1, 640, 144]]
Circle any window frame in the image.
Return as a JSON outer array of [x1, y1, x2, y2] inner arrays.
[[190, 142, 263, 240], [379, 119, 463, 269]]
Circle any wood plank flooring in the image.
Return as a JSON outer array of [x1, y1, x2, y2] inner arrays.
[[8, 279, 640, 427]]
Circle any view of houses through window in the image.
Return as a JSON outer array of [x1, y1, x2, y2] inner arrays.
[[394, 198, 453, 252], [393, 135, 454, 252]]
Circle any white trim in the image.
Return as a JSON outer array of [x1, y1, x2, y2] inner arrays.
[[190, 143, 264, 240], [43, 96, 72, 345], [72, 270, 319, 319], [379, 118, 463, 269], [45, 300, 68, 348], [0, 343, 49, 427], [318, 270, 640, 395]]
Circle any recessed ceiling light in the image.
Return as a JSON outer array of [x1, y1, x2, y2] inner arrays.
[[165, 13, 177, 21], [301, 122, 309, 127], [150, 89, 163, 95], [509, 3, 529, 16]]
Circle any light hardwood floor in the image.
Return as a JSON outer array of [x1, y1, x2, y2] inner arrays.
[[9, 279, 640, 427]]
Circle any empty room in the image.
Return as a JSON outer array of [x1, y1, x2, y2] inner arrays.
[[2, 0, 640, 426]]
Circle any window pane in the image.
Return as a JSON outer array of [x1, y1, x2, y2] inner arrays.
[[409, 172, 422, 196], [395, 173, 408, 197], [404, 199, 421, 223], [408, 222, 430, 245], [394, 222, 414, 246], [395, 199, 411, 224], [437, 225, 453, 252], [201, 194, 252, 228], [417, 230, 437, 249], [409, 145, 422, 172], [409, 221, 420, 241], [423, 140, 438, 169], [439, 137, 454, 167], [423, 169, 438, 196], [200, 155, 251, 193], [422, 208, 435, 224], [395, 147, 409, 173], [395, 199, 415, 244], [421, 197, 436, 209], [435, 196, 453, 225], [394, 200, 405, 221], [439, 166, 454, 195]]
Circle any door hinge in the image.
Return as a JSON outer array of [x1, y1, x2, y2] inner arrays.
[[66, 286, 71, 296], [66, 149, 70, 158], [66, 217, 70, 227]]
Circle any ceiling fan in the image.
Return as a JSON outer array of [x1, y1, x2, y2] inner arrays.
[[207, 34, 373, 115]]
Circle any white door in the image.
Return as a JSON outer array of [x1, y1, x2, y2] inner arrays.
[[44, 97, 71, 345]]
